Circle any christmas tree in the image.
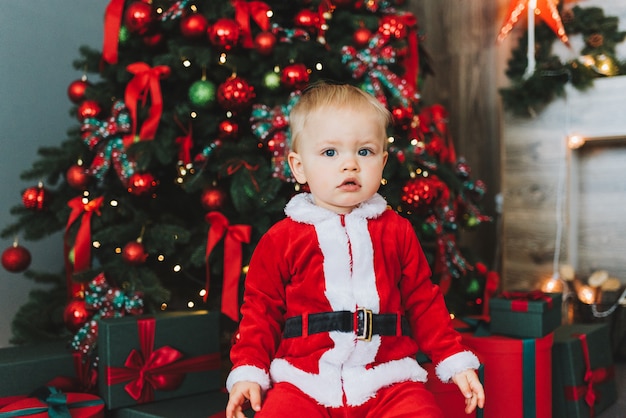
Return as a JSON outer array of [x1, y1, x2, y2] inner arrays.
[[0, 0, 494, 351]]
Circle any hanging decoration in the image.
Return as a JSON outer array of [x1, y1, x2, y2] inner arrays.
[[1, 240, 31, 273], [501, 5, 626, 116]]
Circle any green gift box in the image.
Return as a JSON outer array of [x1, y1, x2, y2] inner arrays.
[[109, 390, 255, 418], [552, 323, 617, 418], [489, 292, 562, 338], [0, 341, 75, 397], [98, 310, 222, 410]]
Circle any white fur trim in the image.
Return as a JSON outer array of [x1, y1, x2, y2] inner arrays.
[[435, 351, 480, 383], [342, 357, 428, 406], [226, 365, 271, 393], [285, 193, 387, 224]]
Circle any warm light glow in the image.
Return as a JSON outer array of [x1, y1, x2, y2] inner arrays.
[[315, 62, 323, 71], [567, 135, 585, 149], [541, 276, 563, 293], [93, 241, 101, 249], [110, 199, 118, 207], [578, 285, 595, 304], [182, 59, 191, 68], [387, 136, 395, 144], [173, 264, 182, 272], [199, 289, 207, 297], [190, 112, 197, 118], [219, 53, 227, 64], [188, 301, 195, 308], [160, 303, 168, 310]]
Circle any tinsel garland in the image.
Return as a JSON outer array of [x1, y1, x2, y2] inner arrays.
[[501, 6, 626, 117]]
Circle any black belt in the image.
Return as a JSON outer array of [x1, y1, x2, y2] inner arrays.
[[283, 308, 411, 341]]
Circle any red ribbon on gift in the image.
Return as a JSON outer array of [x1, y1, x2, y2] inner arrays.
[[233, 0, 271, 48], [64, 196, 104, 298], [106, 317, 221, 403], [500, 290, 553, 312], [205, 212, 251, 322], [102, 0, 125, 65], [124, 63, 171, 146], [564, 333, 615, 416]]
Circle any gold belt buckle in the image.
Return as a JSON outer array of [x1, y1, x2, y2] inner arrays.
[[356, 307, 373, 341]]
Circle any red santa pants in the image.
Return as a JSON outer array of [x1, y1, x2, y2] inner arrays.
[[256, 380, 444, 418]]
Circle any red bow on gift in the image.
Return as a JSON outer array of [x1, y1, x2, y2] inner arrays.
[[107, 317, 220, 403], [124, 63, 171, 146], [65, 196, 104, 298], [233, 0, 271, 48], [205, 212, 251, 322], [500, 290, 553, 312]]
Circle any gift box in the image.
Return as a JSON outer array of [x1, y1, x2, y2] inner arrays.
[[0, 341, 76, 398], [420, 360, 484, 418], [489, 291, 562, 338], [552, 323, 617, 418], [109, 390, 255, 418], [456, 320, 553, 418], [0, 386, 104, 418], [98, 310, 222, 410]]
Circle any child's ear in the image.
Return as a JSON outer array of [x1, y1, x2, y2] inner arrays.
[[288, 151, 306, 184]]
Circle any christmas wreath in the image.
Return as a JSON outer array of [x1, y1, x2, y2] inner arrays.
[[501, 6, 626, 117]]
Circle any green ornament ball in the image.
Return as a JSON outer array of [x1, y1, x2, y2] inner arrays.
[[189, 80, 216, 108], [119, 26, 131, 45], [263, 71, 281, 90]]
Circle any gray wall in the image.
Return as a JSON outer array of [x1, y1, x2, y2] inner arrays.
[[0, 2, 105, 347]]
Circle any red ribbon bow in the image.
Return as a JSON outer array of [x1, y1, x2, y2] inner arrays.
[[205, 212, 251, 322], [64, 196, 104, 298], [124, 63, 171, 146], [107, 317, 221, 403], [500, 290, 553, 312], [563, 333, 615, 416], [102, 0, 125, 64], [233, 0, 271, 48]]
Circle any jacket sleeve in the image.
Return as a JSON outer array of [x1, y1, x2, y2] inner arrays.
[[226, 230, 288, 392], [397, 218, 479, 382]]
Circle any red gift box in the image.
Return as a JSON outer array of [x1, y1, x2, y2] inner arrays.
[[0, 387, 104, 417], [455, 319, 553, 418], [422, 361, 484, 418]]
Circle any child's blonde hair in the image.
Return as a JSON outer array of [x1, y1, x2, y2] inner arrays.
[[289, 82, 391, 152]]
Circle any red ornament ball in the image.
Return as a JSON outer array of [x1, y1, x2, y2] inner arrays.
[[22, 185, 51, 211], [391, 106, 414, 131], [66, 164, 91, 190], [201, 187, 226, 211], [207, 18, 240, 50], [378, 15, 407, 39], [124, 1, 154, 35], [353, 27, 372, 48], [67, 79, 89, 103], [401, 176, 447, 213], [254, 31, 277, 55], [280, 64, 310, 90], [1, 244, 31, 273], [180, 13, 208, 39], [63, 298, 90, 332], [218, 119, 239, 139], [122, 241, 148, 265], [127, 172, 158, 196], [294, 9, 320, 31], [217, 76, 256, 113], [77, 100, 102, 121]]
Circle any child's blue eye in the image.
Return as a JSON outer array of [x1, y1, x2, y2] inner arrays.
[[324, 149, 336, 157], [358, 149, 371, 156]]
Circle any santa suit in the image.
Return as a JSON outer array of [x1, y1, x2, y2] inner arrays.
[[227, 193, 479, 410]]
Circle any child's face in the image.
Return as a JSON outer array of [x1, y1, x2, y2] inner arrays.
[[288, 106, 388, 214]]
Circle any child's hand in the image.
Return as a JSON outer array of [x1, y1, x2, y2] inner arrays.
[[451, 369, 485, 414], [226, 381, 262, 418]]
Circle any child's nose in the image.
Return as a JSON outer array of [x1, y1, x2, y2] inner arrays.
[[342, 156, 359, 171]]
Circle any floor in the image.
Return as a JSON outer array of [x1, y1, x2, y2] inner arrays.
[[597, 361, 625, 418]]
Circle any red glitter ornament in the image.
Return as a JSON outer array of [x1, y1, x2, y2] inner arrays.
[[22, 184, 51, 211], [378, 15, 407, 39], [401, 176, 447, 213], [280, 64, 310, 90], [392, 106, 414, 131], [217, 76, 256, 113], [122, 241, 148, 265], [294, 9, 320, 31], [201, 187, 226, 211], [127, 172, 158, 196], [124, 1, 154, 35], [353, 27, 372, 48], [66, 164, 91, 190], [254, 31, 277, 55], [1, 243, 31, 273], [180, 13, 208, 39], [63, 298, 90, 332], [207, 18, 240, 50], [67, 79, 89, 103], [77, 100, 102, 121]]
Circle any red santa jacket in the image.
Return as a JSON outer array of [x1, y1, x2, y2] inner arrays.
[[227, 193, 479, 407]]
